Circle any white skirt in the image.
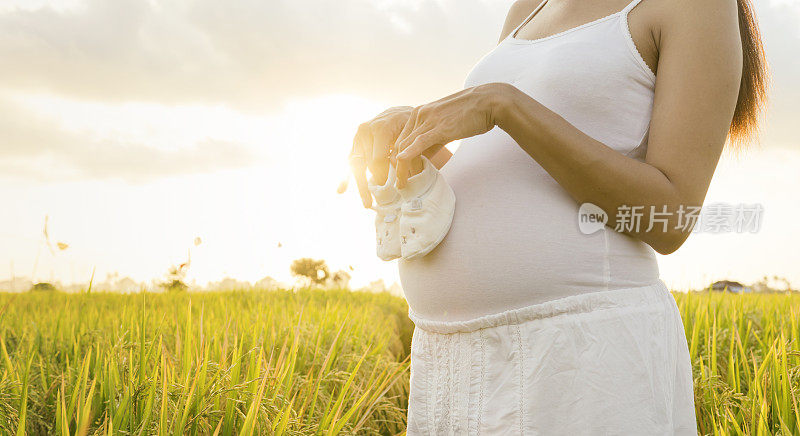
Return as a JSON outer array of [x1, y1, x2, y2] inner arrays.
[[406, 280, 697, 435]]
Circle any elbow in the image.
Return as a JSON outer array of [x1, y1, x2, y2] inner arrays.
[[652, 242, 681, 256], [649, 230, 690, 255]]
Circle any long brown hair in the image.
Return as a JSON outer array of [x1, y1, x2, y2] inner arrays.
[[730, 0, 769, 149]]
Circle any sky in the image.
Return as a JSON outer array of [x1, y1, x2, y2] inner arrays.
[[0, 0, 798, 292]]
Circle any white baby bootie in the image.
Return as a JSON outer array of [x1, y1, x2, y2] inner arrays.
[[397, 155, 456, 260], [368, 164, 402, 261]]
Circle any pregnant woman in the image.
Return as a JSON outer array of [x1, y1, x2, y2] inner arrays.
[[349, 0, 767, 433]]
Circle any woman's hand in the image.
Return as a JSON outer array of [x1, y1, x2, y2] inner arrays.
[[392, 83, 506, 188], [349, 106, 413, 208]]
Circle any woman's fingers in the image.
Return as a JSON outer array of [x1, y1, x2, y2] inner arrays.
[[348, 106, 416, 206], [396, 129, 438, 188], [356, 123, 375, 171], [397, 130, 438, 160], [350, 156, 372, 208], [390, 108, 419, 169], [351, 125, 373, 208], [369, 127, 394, 185], [394, 107, 420, 153], [349, 155, 371, 208], [350, 118, 398, 206]]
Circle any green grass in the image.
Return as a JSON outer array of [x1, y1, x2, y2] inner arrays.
[[0, 288, 413, 435], [0, 288, 798, 435], [676, 291, 800, 435]]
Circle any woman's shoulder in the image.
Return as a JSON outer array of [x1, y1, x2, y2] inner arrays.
[[508, 0, 545, 17], [639, 0, 739, 39], [660, 0, 739, 33]]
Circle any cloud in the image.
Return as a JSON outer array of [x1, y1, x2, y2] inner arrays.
[[0, 95, 258, 181], [0, 0, 508, 109], [0, 0, 796, 147], [758, 0, 800, 148]]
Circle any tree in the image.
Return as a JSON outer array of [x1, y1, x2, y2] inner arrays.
[[30, 282, 57, 292], [159, 264, 189, 293], [752, 275, 794, 293], [254, 276, 280, 290], [328, 270, 351, 289], [291, 258, 329, 286]]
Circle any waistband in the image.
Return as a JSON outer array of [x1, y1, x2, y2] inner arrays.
[[408, 280, 672, 334]]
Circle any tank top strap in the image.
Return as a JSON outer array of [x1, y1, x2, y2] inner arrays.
[[621, 0, 646, 16], [509, 0, 549, 39]]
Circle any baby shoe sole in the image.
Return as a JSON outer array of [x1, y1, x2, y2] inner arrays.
[[377, 252, 401, 261]]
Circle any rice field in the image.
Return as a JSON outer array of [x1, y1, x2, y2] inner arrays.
[[0, 288, 798, 435], [0, 289, 413, 435], [677, 291, 800, 435]]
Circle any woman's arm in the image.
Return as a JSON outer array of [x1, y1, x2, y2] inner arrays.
[[394, 0, 743, 255], [494, 0, 741, 254]]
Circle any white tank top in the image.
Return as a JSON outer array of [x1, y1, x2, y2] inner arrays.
[[398, 0, 661, 322]]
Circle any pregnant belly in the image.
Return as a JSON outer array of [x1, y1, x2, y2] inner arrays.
[[398, 129, 659, 322]]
